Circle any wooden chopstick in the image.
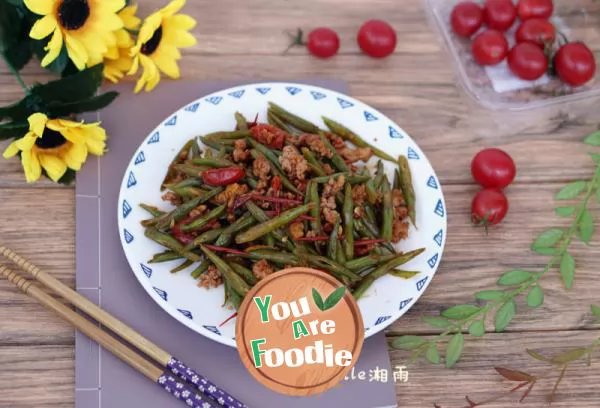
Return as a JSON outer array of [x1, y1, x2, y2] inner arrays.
[[0, 264, 221, 408], [0, 246, 247, 408]]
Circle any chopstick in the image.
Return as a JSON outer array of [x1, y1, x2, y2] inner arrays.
[[0, 246, 247, 408]]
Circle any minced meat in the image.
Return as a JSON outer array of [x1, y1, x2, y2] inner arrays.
[[198, 266, 222, 288], [279, 146, 309, 180], [253, 260, 274, 280]]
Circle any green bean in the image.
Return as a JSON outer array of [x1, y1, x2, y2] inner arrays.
[[267, 111, 294, 133], [235, 112, 248, 131], [247, 139, 284, 172], [389, 269, 420, 279], [248, 149, 301, 195], [246, 177, 258, 189], [244, 202, 293, 250], [353, 248, 425, 299], [155, 188, 222, 230], [140, 204, 165, 218], [166, 178, 203, 191], [393, 168, 401, 190], [184, 228, 225, 251], [364, 204, 378, 226], [205, 148, 213, 158], [229, 261, 258, 285], [204, 130, 251, 140], [308, 182, 322, 235], [318, 132, 349, 172], [365, 179, 378, 204], [199, 136, 233, 152], [222, 279, 230, 306], [343, 183, 354, 260], [373, 160, 385, 189], [191, 157, 235, 168], [356, 218, 396, 253], [245, 248, 300, 266], [191, 261, 209, 279], [336, 241, 347, 264], [148, 250, 183, 264], [327, 220, 340, 260], [294, 250, 360, 282], [172, 187, 206, 199], [301, 148, 326, 176], [181, 204, 226, 232], [224, 276, 243, 308], [354, 218, 373, 237], [190, 140, 202, 158], [381, 178, 393, 241], [322, 116, 399, 163], [345, 253, 397, 272], [172, 163, 209, 178], [145, 228, 203, 262], [215, 212, 256, 247], [199, 245, 250, 295], [311, 173, 370, 184], [268, 102, 320, 133], [171, 259, 193, 274], [161, 139, 193, 190], [236, 204, 312, 244], [399, 155, 417, 228]]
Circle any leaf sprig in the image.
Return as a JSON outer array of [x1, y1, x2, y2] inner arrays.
[[392, 131, 600, 368], [433, 305, 600, 407]]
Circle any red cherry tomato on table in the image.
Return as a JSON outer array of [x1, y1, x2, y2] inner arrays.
[[517, 0, 554, 21], [450, 1, 484, 38], [471, 148, 516, 189], [307, 28, 340, 58], [202, 167, 245, 187], [483, 0, 517, 32], [515, 18, 556, 48], [472, 30, 509, 66], [357, 20, 397, 58], [508, 42, 548, 80], [472, 188, 509, 225], [554, 43, 597, 87]]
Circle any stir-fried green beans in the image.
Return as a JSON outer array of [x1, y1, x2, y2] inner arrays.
[[399, 155, 417, 228]]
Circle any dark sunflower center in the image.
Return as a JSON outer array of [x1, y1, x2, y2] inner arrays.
[[35, 129, 68, 149], [58, 0, 90, 30], [141, 26, 163, 55]]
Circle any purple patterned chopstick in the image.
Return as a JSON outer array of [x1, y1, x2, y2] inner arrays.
[[158, 372, 219, 408], [167, 357, 248, 408]]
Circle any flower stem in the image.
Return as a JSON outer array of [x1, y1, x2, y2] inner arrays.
[[1, 54, 28, 94]]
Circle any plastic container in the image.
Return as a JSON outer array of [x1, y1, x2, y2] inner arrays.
[[423, 0, 600, 137]]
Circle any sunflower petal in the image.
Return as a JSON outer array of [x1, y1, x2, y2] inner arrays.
[[24, 0, 54, 16], [65, 35, 89, 70], [119, 5, 141, 30], [28, 113, 48, 136], [63, 143, 88, 170], [30, 15, 57, 40], [173, 31, 196, 48], [153, 51, 180, 79], [41, 29, 63, 67], [3, 140, 21, 158], [86, 131, 106, 156], [165, 15, 196, 31], [15, 135, 37, 151], [21, 149, 42, 183], [161, 0, 186, 17], [38, 153, 67, 182]]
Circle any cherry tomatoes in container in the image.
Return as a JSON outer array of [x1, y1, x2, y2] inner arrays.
[[307, 28, 340, 58], [554, 43, 597, 87], [517, 0, 554, 21], [472, 188, 509, 225], [450, 1, 484, 38], [483, 0, 517, 32], [472, 30, 509, 66], [471, 148, 516, 189], [508, 42, 548, 80], [357, 20, 397, 58], [515, 18, 556, 48]]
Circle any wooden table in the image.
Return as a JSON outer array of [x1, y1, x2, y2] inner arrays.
[[1, 0, 600, 406]]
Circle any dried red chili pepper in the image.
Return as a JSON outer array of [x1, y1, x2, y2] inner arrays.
[[250, 124, 286, 149], [171, 215, 197, 245], [202, 167, 245, 186]]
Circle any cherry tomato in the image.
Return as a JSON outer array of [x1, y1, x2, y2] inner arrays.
[[554, 43, 597, 87], [471, 148, 517, 189], [202, 167, 245, 186], [508, 42, 548, 80], [307, 27, 340, 58], [250, 124, 286, 149], [517, 0, 554, 21], [450, 1, 484, 38], [472, 30, 509, 66], [357, 20, 397, 58], [515, 18, 556, 48], [483, 0, 517, 32], [472, 188, 509, 225]]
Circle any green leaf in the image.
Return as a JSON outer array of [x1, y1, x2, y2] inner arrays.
[[0, 1, 22, 53], [441, 304, 480, 320], [468, 320, 485, 337], [555, 181, 587, 200], [494, 367, 535, 382], [526, 285, 544, 308], [0, 98, 28, 122], [30, 64, 104, 104], [311, 288, 324, 311], [495, 300, 516, 332], [0, 121, 28, 140], [532, 246, 557, 256], [555, 206, 576, 217], [579, 210, 594, 244], [426, 344, 440, 364], [322, 286, 346, 310], [527, 349, 553, 363], [31, 38, 69, 75], [560, 252, 575, 289], [497, 270, 532, 286], [46, 91, 119, 116], [445, 333, 464, 368], [589, 153, 600, 164], [552, 347, 588, 364], [57, 169, 76, 185], [591, 304, 600, 321], [422, 316, 454, 329], [391, 335, 426, 350], [475, 290, 505, 301], [532, 228, 564, 249], [584, 130, 600, 146]]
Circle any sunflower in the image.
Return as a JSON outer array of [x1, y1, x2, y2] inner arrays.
[[128, 0, 197, 93], [3, 113, 106, 183], [25, 0, 126, 70]]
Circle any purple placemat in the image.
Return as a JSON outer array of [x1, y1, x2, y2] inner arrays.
[[75, 79, 398, 408]]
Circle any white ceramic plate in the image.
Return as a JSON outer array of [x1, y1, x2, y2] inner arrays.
[[117, 82, 447, 348]]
